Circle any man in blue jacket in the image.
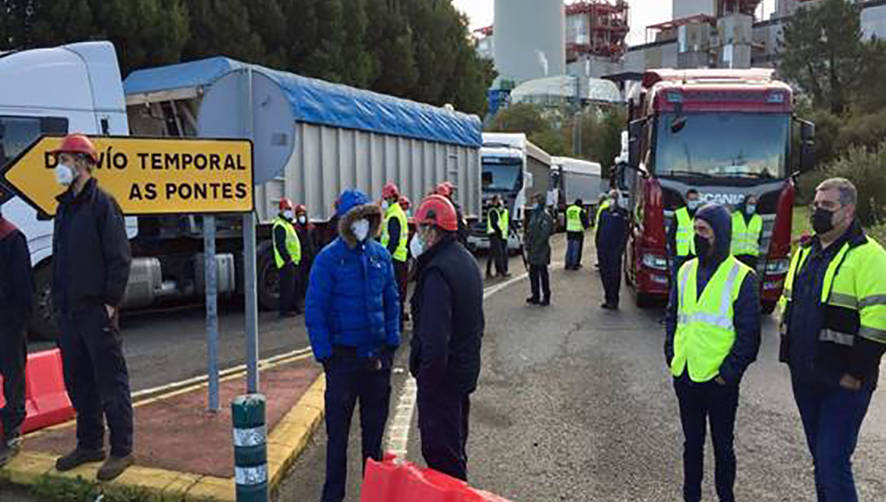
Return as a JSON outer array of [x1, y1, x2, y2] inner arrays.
[[306, 189, 401, 502], [597, 190, 629, 310], [664, 203, 760, 502]]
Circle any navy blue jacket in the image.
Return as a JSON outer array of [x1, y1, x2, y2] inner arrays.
[[597, 205, 629, 256], [664, 204, 761, 385], [410, 236, 484, 394], [0, 217, 34, 332], [306, 190, 400, 361]]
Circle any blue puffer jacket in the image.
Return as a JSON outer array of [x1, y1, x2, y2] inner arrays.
[[306, 189, 401, 361]]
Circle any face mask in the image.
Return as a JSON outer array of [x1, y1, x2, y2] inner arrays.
[[381, 200, 390, 210], [55, 163, 76, 187], [351, 219, 370, 242], [745, 204, 756, 215], [409, 232, 425, 258], [283, 210, 294, 220], [298, 215, 307, 225], [812, 207, 837, 235], [694, 234, 713, 260], [687, 200, 700, 211]]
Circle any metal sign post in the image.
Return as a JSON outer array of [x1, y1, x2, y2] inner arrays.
[[204, 215, 220, 412], [243, 67, 260, 394]]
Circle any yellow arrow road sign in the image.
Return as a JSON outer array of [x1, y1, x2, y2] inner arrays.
[[0, 135, 254, 216]]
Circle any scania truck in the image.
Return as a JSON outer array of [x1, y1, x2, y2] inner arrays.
[[618, 69, 815, 313]]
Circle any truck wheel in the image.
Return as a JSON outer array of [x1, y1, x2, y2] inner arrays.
[[761, 301, 777, 316], [29, 264, 60, 341], [635, 292, 657, 309], [257, 241, 279, 311]]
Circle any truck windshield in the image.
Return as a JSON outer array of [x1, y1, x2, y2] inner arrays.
[[654, 112, 789, 179], [482, 159, 522, 192]]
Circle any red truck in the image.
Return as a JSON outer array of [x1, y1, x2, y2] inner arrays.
[[618, 69, 815, 313]]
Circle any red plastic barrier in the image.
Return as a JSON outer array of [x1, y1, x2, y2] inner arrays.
[[0, 348, 74, 436], [360, 454, 516, 502]]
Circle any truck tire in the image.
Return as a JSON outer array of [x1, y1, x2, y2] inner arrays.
[[29, 263, 60, 341], [257, 241, 280, 311], [634, 292, 657, 309], [761, 300, 777, 316]]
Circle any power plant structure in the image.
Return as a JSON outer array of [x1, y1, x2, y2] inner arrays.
[[492, 0, 566, 85]]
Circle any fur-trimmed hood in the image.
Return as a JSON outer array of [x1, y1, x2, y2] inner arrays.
[[336, 189, 382, 248]]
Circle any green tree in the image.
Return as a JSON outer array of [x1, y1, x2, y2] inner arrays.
[[778, 0, 865, 114], [182, 0, 264, 67], [95, 0, 190, 74]]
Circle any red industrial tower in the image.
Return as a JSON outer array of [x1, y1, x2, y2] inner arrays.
[[565, 0, 630, 62]]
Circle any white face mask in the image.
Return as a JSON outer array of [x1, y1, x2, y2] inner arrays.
[[381, 200, 390, 210], [282, 210, 294, 220], [351, 219, 370, 242], [409, 232, 425, 258], [55, 163, 76, 187], [298, 215, 307, 225]]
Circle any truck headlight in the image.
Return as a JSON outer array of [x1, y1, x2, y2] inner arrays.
[[765, 259, 790, 275], [642, 253, 668, 271]]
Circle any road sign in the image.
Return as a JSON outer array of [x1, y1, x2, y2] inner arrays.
[[0, 135, 254, 216]]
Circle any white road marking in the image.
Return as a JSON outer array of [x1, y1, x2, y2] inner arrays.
[[384, 269, 533, 459]]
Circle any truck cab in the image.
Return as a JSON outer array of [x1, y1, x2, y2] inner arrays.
[[621, 69, 815, 311]]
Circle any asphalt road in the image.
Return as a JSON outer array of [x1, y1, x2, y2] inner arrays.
[[275, 234, 886, 502]]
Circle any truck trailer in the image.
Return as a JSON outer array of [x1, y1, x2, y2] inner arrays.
[[0, 42, 483, 339], [549, 156, 603, 230]]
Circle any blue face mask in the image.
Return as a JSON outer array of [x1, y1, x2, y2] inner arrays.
[[687, 200, 701, 211], [746, 204, 756, 215]]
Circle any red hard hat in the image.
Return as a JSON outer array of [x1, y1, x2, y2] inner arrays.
[[279, 198, 295, 211], [415, 194, 458, 232], [435, 181, 454, 198], [382, 182, 400, 199], [398, 195, 411, 210], [51, 133, 98, 164]]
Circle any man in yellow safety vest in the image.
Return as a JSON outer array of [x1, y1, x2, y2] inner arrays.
[[565, 199, 589, 271], [668, 188, 702, 279], [665, 203, 761, 502], [731, 194, 763, 270], [273, 198, 302, 317], [779, 178, 886, 501], [485, 195, 510, 279], [381, 182, 409, 326]]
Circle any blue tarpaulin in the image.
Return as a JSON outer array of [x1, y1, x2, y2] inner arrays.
[[124, 57, 482, 148]]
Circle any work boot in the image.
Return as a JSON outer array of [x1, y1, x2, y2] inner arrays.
[[0, 435, 22, 467], [97, 454, 134, 481], [540, 298, 551, 307], [526, 297, 539, 305], [55, 448, 106, 472]]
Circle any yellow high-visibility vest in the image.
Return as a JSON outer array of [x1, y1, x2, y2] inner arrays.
[[272, 217, 301, 269], [487, 207, 508, 239], [594, 199, 611, 229], [381, 203, 409, 262], [566, 205, 584, 232], [675, 207, 696, 257], [671, 256, 752, 382], [731, 212, 763, 257]]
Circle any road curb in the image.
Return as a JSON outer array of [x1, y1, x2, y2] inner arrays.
[[0, 372, 327, 502]]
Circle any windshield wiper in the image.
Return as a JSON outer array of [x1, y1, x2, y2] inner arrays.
[[662, 170, 718, 178]]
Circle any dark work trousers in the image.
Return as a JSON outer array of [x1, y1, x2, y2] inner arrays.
[[322, 350, 392, 502], [486, 234, 506, 277], [0, 321, 27, 439], [393, 259, 408, 324], [598, 249, 623, 306], [278, 262, 298, 315], [566, 233, 584, 269], [417, 385, 471, 481], [735, 255, 758, 273], [791, 374, 873, 502], [297, 259, 313, 308], [58, 306, 133, 457], [529, 265, 550, 302], [674, 376, 739, 502]]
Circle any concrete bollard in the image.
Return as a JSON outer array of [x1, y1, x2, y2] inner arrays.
[[232, 393, 268, 502]]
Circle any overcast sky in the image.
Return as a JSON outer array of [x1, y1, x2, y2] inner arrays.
[[451, 0, 776, 46]]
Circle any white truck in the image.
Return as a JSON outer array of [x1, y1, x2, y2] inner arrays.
[[0, 41, 483, 339], [469, 132, 552, 251], [549, 156, 603, 230]]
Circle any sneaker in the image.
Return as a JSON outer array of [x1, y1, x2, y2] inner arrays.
[[0, 436, 22, 467], [55, 448, 106, 472], [97, 454, 134, 481]]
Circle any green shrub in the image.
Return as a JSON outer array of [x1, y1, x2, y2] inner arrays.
[[808, 141, 886, 226]]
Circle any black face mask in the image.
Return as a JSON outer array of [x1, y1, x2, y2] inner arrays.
[[694, 234, 713, 261], [811, 207, 836, 235]]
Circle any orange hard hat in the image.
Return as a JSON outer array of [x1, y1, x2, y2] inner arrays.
[[435, 181, 454, 198], [51, 133, 98, 164], [279, 198, 295, 211], [398, 195, 411, 210], [382, 182, 400, 200], [415, 194, 458, 232]]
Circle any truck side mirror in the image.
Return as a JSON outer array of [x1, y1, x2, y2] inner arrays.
[[628, 119, 644, 169], [799, 119, 815, 173]]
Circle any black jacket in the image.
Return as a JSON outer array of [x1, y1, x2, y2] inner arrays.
[[410, 236, 484, 394], [52, 178, 132, 314], [597, 206, 629, 256], [0, 218, 34, 331]]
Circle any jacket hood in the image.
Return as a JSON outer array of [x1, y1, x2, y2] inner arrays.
[[695, 203, 732, 262], [336, 189, 381, 248]]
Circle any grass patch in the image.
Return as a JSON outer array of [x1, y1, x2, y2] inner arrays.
[[2, 474, 212, 502], [792, 205, 811, 241]]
